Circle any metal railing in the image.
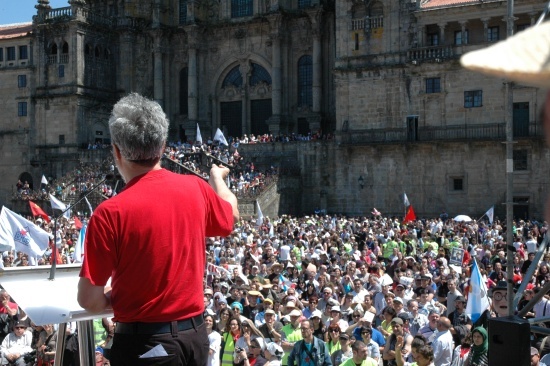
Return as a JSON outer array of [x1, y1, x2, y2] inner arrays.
[[342, 122, 543, 145]]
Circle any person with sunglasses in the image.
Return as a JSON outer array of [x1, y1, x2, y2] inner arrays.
[[221, 317, 242, 366], [0, 320, 33, 366], [234, 338, 268, 366]]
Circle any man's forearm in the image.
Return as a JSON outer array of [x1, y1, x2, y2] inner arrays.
[[209, 176, 239, 222]]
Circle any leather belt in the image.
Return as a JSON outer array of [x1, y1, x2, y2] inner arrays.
[[115, 314, 204, 335]]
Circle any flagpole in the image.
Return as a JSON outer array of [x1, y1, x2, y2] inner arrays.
[[48, 175, 110, 280]]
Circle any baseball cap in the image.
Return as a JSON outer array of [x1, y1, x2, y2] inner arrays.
[[391, 317, 404, 325], [289, 309, 302, 317], [531, 347, 540, 356], [265, 309, 276, 315]]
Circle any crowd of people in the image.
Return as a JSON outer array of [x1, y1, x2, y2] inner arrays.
[[200, 213, 549, 366], [6, 141, 550, 365]]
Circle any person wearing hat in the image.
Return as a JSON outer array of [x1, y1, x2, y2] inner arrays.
[[0, 320, 33, 366], [446, 296, 472, 347], [326, 306, 349, 333], [258, 309, 284, 344], [330, 332, 353, 366], [280, 309, 303, 366], [265, 342, 284, 366], [383, 317, 412, 366]]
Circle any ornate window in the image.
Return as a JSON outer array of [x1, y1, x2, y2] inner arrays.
[[298, 55, 312, 107], [250, 63, 272, 86], [222, 66, 243, 88], [231, 0, 252, 18]]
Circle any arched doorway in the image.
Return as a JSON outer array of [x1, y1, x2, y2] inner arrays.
[[218, 61, 272, 139]]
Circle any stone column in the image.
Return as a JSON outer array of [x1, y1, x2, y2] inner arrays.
[[240, 61, 252, 133], [120, 32, 133, 92], [153, 34, 164, 108], [459, 21, 468, 45], [437, 22, 446, 45], [75, 30, 85, 85], [271, 35, 281, 117], [481, 18, 490, 42], [188, 47, 198, 124], [308, 10, 323, 132]]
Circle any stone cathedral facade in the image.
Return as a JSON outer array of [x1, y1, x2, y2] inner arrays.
[[0, 0, 548, 218]]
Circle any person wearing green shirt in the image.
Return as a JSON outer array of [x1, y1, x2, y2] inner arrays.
[[383, 238, 398, 259], [339, 340, 377, 366], [281, 309, 303, 366]]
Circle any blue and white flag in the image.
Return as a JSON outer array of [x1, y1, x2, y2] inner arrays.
[[484, 206, 494, 225], [41, 175, 48, 185], [465, 259, 490, 323], [404, 193, 410, 207], [73, 225, 86, 263], [84, 196, 94, 216], [0, 206, 49, 259], [279, 274, 292, 292], [213, 128, 229, 146]]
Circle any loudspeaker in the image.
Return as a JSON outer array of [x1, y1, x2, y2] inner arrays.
[[489, 316, 530, 366]]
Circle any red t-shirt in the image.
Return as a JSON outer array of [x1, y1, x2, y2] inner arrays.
[[80, 169, 234, 322]]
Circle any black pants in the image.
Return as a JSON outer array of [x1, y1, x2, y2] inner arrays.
[[110, 321, 209, 366]]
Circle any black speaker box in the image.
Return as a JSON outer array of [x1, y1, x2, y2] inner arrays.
[[488, 316, 530, 366]]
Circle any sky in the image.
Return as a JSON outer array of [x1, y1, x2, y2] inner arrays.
[[0, 0, 70, 25]]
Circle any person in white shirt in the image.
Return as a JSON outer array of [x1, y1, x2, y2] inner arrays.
[[431, 317, 453, 366], [0, 321, 33, 366]]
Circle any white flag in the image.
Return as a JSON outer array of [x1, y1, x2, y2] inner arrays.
[[73, 225, 86, 263], [0, 206, 50, 258], [196, 123, 203, 144], [49, 194, 71, 219], [213, 128, 229, 146], [41, 175, 48, 185], [85, 197, 94, 216], [404, 193, 410, 207], [484, 206, 494, 225], [49, 194, 66, 211], [465, 259, 490, 323], [256, 201, 264, 226]]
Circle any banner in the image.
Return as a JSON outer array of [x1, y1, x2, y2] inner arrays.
[[484, 206, 494, 224], [0, 206, 50, 258]]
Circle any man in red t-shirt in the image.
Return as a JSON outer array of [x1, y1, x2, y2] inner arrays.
[[77, 94, 239, 366]]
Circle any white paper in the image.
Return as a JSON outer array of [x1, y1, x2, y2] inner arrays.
[[139, 344, 169, 358]]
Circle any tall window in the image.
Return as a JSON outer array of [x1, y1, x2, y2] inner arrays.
[[425, 78, 441, 94], [18, 102, 27, 116], [454, 30, 468, 45], [180, 67, 188, 114], [59, 65, 65, 78], [231, 0, 252, 18], [488, 26, 499, 42], [7, 47, 15, 61], [464, 90, 482, 108], [179, 0, 187, 25], [19, 46, 28, 60], [298, 55, 313, 107], [513, 150, 528, 171], [18, 75, 26, 88], [427, 33, 439, 46], [0, 48, 3, 61], [298, 0, 312, 8]]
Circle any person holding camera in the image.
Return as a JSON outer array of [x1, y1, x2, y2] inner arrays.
[[36, 324, 56, 366], [0, 320, 33, 366]]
